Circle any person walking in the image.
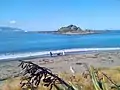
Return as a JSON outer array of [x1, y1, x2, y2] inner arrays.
[[50, 52, 53, 57]]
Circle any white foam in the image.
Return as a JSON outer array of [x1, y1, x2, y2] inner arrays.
[[0, 47, 120, 60]]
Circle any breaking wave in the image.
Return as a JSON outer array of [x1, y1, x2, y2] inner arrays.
[[0, 47, 120, 60]]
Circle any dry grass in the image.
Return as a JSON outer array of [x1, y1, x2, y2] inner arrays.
[[1, 77, 21, 90], [1, 73, 93, 90], [99, 66, 120, 83], [1, 67, 120, 90]]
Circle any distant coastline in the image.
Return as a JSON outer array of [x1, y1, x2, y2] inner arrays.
[[0, 25, 109, 35]]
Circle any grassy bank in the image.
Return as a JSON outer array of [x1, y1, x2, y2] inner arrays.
[[1, 66, 120, 90]]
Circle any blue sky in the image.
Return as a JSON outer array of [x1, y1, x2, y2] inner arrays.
[[0, 0, 120, 31]]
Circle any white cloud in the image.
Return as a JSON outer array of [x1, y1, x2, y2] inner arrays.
[[9, 20, 16, 24]]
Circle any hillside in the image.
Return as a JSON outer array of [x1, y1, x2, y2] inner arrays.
[[0, 27, 24, 32], [58, 25, 96, 35]]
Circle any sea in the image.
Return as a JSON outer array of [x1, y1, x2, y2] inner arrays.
[[0, 30, 120, 60]]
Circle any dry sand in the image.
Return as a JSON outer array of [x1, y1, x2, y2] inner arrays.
[[1, 51, 120, 83]]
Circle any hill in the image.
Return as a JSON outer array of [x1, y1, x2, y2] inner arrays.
[[0, 27, 24, 32], [58, 25, 96, 34]]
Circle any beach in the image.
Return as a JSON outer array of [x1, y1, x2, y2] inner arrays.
[[1, 50, 120, 85]]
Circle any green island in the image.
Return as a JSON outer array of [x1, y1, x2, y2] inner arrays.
[[36, 25, 107, 35], [58, 24, 96, 35]]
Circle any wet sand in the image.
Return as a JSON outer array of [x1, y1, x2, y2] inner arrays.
[[0, 51, 120, 83]]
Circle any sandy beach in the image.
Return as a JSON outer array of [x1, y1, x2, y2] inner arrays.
[[1, 51, 120, 84]]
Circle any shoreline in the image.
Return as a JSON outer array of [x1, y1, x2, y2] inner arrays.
[[1, 50, 120, 84], [0, 47, 120, 61]]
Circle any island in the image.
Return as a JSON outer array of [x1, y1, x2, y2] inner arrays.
[[57, 24, 96, 35], [36, 25, 105, 35]]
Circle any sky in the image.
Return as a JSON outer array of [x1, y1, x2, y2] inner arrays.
[[0, 0, 120, 31]]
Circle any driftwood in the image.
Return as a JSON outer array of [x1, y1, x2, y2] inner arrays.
[[18, 60, 74, 90]]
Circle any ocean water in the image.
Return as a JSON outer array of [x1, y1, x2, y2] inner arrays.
[[0, 30, 120, 60]]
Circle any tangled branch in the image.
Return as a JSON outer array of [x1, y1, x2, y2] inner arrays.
[[18, 60, 74, 90]]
